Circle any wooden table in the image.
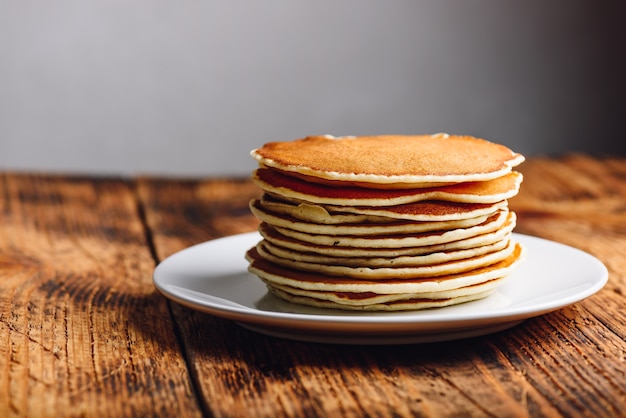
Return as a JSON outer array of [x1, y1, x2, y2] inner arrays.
[[1, 154, 625, 417]]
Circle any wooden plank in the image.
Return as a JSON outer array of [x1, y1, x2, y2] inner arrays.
[[137, 177, 261, 258], [0, 174, 201, 417], [139, 158, 626, 417], [509, 155, 626, 414]]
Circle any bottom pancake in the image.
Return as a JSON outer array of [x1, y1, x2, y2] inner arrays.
[[268, 286, 497, 312], [265, 277, 503, 309]]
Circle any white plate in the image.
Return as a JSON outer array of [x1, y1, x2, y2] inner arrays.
[[153, 232, 608, 345]]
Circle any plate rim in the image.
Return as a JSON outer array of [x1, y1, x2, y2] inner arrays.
[[153, 232, 608, 331]]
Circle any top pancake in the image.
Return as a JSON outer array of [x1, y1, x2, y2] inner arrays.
[[251, 134, 525, 187]]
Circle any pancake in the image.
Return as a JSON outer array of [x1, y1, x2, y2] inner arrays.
[[246, 242, 524, 294], [270, 287, 493, 312], [258, 194, 392, 224], [258, 235, 511, 268], [250, 198, 491, 236], [270, 209, 512, 249], [258, 222, 516, 258], [253, 168, 523, 206], [321, 200, 508, 222], [255, 238, 516, 279], [251, 134, 525, 188], [265, 278, 503, 310], [267, 286, 497, 311]]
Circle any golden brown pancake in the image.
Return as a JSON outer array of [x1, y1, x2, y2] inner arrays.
[[246, 242, 524, 295], [258, 194, 394, 224], [265, 279, 503, 311], [258, 222, 515, 258], [270, 210, 513, 249], [255, 238, 516, 279], [250, 198, 492, 236], [251, 134, 525, 187], [278, 195, 508, 222], [253, 168, 523, 205], [259, 235, 511, 268]]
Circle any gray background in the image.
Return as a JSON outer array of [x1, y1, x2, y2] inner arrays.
[[1, 1, 624, 177]]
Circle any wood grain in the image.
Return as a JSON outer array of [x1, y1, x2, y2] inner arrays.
[[0, 174, 200, 417], [1, 155, 625, 417]]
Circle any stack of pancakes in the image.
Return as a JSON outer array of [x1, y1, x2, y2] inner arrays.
[[246, 134, 525, 311]]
